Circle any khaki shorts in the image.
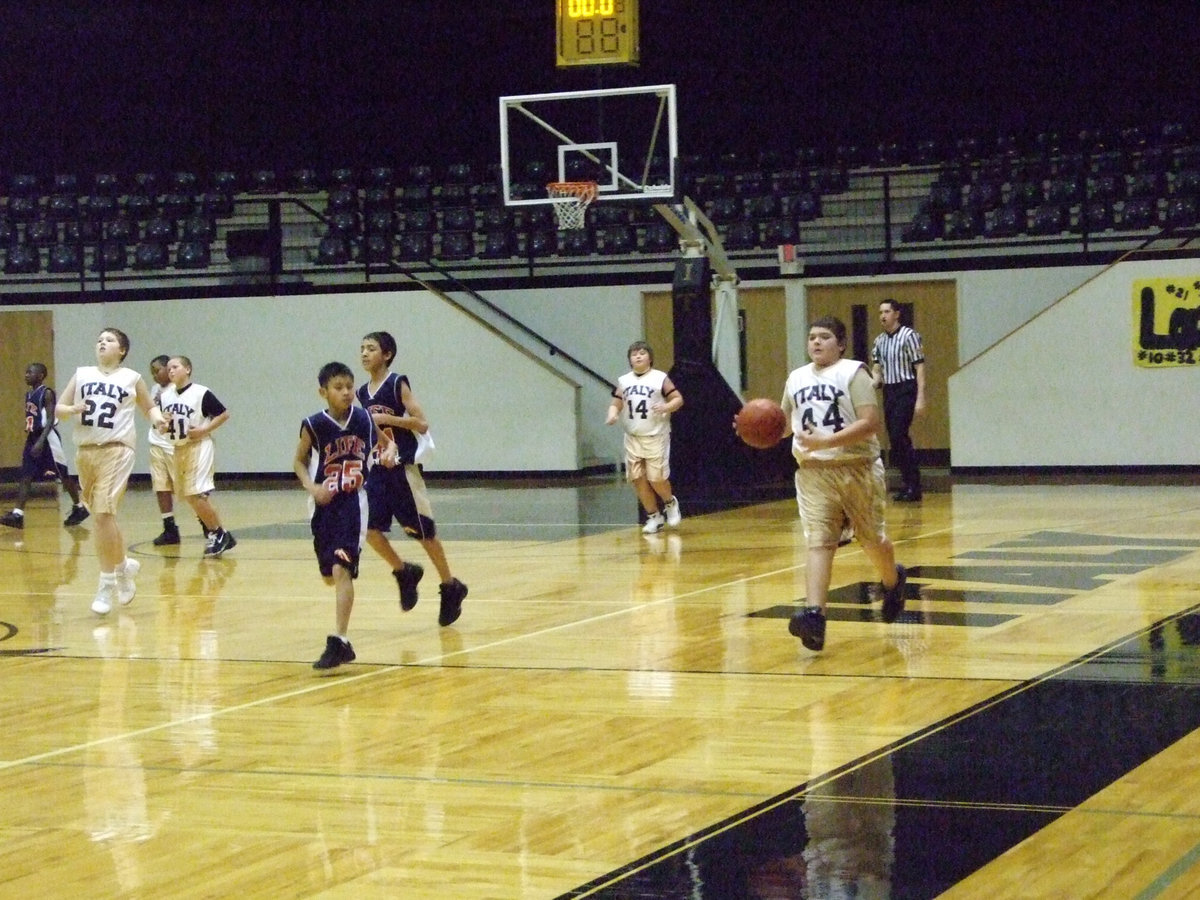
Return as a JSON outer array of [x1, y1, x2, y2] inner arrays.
[[624, 431, 671, 483], [795, 457, 887, 549], [172, 439, 217, 497], [76, 443, 136, 515], [149, 443, 175, 493]]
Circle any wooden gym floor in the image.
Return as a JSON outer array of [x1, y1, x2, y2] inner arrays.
[[2, 472, 1200, 898]]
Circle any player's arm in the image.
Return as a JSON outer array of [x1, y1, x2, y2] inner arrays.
[[396, 381, 429, 434], [913, 359, 927, 416], [134, 377, 167, 429], [189, 392, 229, 439], [655, 378, 683, 415], [605, 387, 623, 425], [32, 387, 57, 449], [54, 373, 81, 419], [293, 425, 333, 505]]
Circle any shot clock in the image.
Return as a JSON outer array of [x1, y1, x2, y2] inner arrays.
[[556, 0, 639, 67]]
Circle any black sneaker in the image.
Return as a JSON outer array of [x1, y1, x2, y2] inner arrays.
[[882, 564, 907, 623], [789, 606, 826, 651], [438, 578, 468, 626], [63, 506, 90, 527], [394, 562, 424, 611], [153, 527, 181, 546], [313, 635, 356, 670], [204, 530, 237, 558], [0, 511, 24, 530]]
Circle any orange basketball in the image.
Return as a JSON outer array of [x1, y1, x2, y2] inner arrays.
[[736, 398, 787, 449]]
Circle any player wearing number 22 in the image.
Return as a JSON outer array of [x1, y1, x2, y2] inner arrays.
[[295, 361, 391, 670], [158, 355, 237, 558], [780, 316, 907, 652], [56, 327, 167, 616]]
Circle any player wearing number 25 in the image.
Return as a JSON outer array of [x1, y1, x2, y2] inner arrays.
[[606, 340, 684, 534], [295, 361, 392, 671], [780, 316, 907, 652], [159, 355, 236, 558], [56, 327, 167, 616]]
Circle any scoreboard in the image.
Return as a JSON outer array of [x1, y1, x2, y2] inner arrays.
[[556, 0, 639, 67]]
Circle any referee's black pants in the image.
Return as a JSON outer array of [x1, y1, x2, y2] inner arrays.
[[882, 380, 921, 496]]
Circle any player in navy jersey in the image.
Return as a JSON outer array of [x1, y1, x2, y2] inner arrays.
[[1, 362, 88, 530], [357, 331, 467, 627], [295, 361, 394, 670]]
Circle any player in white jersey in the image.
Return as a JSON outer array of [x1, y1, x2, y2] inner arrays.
[[606, 341, 684, 534], [56, 327, 166, 615], [780, 316, 907, 652], [147, 354, 183, 545], [159, 356, 236, 557]]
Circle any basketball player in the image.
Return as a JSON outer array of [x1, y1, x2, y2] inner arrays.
[[606, 340, 683, 534], [147, 354, 182, 545], [782, 315, 907, 651], [295, 361, 393, 670], [357, 331, 467, 627], [55, 328, 167, 615], [0, 362, 89, 530], [158, 356, 236, 557]]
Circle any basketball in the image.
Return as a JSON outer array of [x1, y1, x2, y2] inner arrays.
[[736, 398, 787, 449]]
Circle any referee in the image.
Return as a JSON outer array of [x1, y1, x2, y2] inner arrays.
[[871, 298, 926, 502]]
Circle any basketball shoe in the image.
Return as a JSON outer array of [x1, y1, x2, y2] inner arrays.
[[642, 512, 665, 534], [881, 564, 907, 623], [789, 606, 826, 651], [313, 635, 356, 670], [117, 557, 140, 606], [92, 579, 118, 615], [63, 505, 90, 527], [394, 562, 424, 611], [438, 578, 468, 626], [663, 496, 682, 528]]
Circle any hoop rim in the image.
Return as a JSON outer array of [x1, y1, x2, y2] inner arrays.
[[546, 180, 599, 199]]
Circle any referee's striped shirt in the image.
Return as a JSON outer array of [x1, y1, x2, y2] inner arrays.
[[872, 326, 924, 384]]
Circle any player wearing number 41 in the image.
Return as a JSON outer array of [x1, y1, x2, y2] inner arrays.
[[158, 356, 237, 558], [295, 361, 396, 670], [780, 316, 907, 652], [55, 328, 167, 615], [606, 340, 684, 534]]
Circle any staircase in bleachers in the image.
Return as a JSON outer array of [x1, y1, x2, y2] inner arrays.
[[1, 123, 1197, 287]]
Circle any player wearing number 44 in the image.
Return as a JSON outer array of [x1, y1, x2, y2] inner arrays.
[[55, 328, 167, 616], [158, 356, 237, 558], [780, 316, 907, 652], [606, 340, 684, 534], [295, 361, 396, 671]]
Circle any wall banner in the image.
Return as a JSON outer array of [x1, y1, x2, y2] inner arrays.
[[1134, 276, 1200, 367]]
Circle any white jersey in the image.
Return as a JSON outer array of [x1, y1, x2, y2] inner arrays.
[[71, 365, 142, 448], [158, 382, 223, 445], [614, 368, 674, 437], [148, 382, 173, 450], [781, 357, 879, 464]]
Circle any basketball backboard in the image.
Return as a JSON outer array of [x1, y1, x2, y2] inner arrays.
[[499, 83, 678, 206]]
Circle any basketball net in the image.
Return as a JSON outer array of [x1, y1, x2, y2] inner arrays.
[[546, 181, 597, 230]]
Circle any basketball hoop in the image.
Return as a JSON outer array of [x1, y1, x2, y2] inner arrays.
[[546, 181, 598, 230]]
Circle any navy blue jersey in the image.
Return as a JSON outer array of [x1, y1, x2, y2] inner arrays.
[[300, 406, 377, 575], [24, 384, 52, 433], [357, 372, 419, 465]]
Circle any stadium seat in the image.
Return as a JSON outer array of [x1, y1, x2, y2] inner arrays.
[[47, 194, 78, 220], [326, 188, 358, 214], [597, 225, 636, 254], [364, 208, 396, 237], [6, 196, 37, 222], [0, 219, 14, 246], [1173, 169, 1200, 198], [437, 231, 475, 260], [943, 209, 982, 240], [363, 232, 393, 263], [525, 230, 556, 257], [143, 216, 178, 243], [9, 174, 38, 197], [480, 206, 512, 230], [401, 209, 434, 233], [1120, 197, 1158, 229], [902, 210, 941, 242], [107, 216, 138, 244], [441, 207, 475, 233], [169, 171, 198, 193], [1127, 171, 1163, 199], [396, 231, 432, 261], [329, 168, 357, 190], [64, 219, 100, 244], [249, 170, 278, 193], [314, 235, 352, 265], [639, 222, 675, 253], [479, 229, 515, 258], [983, 203, 1024, 238], [93, 173, 120, 195], [181, 215, 216, 242], [5, 245, 41, 274], [132, 172, 159, 195], [363, 186, 394, 212], [722, 221, 758, 250], [1078, 199, 1114, 232], [705, 196, 742, 224], [365, 167, 395, 188], [199, 192, 235, 217], [328, 211, 360, 238], [399, 184, 431, 207], [47, 243, 82, 273], [759, 218, 798, 245], [1165, 195, 1199, 229], [123, 193, 155, 221], [1028, 203, 1067, 235], [290, 168, 321, 192], [160, 193, 195, 219], [132, 241, 169, 269], [26, 218, 58, 245], [90, 241, 127, 273], [211, 171, 240, 194], [82, 194, 118, 220], [175, 240, 212, 269]]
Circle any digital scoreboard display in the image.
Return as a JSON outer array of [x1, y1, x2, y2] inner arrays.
[[556, 0, 639, 67]]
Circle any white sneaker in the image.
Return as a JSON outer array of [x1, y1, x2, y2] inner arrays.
[[117, 557, 140, 606], [92, 582, 117, 615], [642, 512, 665, 534], [664, 496, 682, 528]]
